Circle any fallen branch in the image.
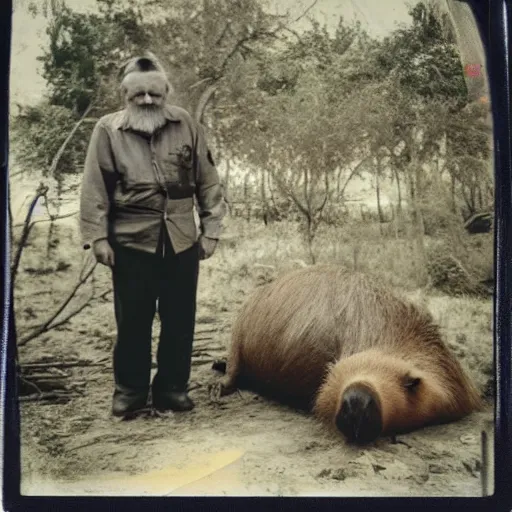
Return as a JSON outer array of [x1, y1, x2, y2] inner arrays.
[[22, 378, 69, 392], [18, 392, 72, 404], [66, 439, 106, 452], [195, 328, 221, 334], [98, 288, 112, 301], [192, 350, 225, 359], [191, 359, 216, 366], [193, 336, 215, 342], [18, 376, 42, 395], [20, 359, 108, 370], [19, 373, 69, 380], [18, 259, 98, 347]]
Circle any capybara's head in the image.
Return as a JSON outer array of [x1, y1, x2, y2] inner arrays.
[[313, 349, 473, 444]]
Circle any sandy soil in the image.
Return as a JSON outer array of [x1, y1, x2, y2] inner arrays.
[[13, 209, 494, 498]]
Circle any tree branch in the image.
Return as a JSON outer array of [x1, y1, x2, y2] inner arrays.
[[315, 170, 330, 215], [214, 21, 232, 48], [189, 77, 214, 91], [18, 259, 98, 347], [13, 211, 78, 228], [10, 183, 49, 288], [195, 84, 218, 124], [48, 101, 94, 178], [293, 0, 319, 23], [339, 157, 371, 198], [216, 25, 283, 80], [270, 168, 309, 217]]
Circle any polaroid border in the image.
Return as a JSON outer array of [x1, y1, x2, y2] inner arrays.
[[1, 0, 511, 510]]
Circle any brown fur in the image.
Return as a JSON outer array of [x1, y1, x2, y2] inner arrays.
[[218, 265, 483, 439]]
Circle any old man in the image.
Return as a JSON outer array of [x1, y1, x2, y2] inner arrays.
[[79, 53, 227, 417]]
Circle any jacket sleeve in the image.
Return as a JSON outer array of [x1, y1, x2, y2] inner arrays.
[[194, 123, 227, 240], [79, 120, 118, 250]]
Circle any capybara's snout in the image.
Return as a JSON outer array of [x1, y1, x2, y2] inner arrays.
[[335, 383, 383, 444]]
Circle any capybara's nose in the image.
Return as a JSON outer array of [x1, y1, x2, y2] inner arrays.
[[335, 384, 383, 444]]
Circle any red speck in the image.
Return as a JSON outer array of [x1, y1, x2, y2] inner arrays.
[[464, 64, 482, 77]]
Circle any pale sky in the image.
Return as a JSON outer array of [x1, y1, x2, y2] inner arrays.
[[9, 0, 415, 106]]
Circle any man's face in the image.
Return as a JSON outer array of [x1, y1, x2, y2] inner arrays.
[[122, 71, 169, 134], [127, 85, 167, 109]]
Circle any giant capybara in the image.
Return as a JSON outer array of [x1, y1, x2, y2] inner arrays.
[[211, 265, 483, 444]]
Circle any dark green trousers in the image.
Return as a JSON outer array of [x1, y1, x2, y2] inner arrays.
[[111, 231, 200, 398]]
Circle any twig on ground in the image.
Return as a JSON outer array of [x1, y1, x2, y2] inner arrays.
[[98, 288, 112, 301], [19, 373, 69, 380], [66, 439, 105, 452], [195, 328, 221, 334], [18, 376, 42, 395], [18, 392, 73, 403], [191, 359, 216, 366], [19, 358, 108, 370], [192, 349, 226, 358], [193, 337, 215, 343]]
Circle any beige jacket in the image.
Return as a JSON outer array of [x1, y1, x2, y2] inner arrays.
[[79, 104, 227, 254]]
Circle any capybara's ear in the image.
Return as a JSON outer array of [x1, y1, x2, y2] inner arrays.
[[403, 373, 421, 391]]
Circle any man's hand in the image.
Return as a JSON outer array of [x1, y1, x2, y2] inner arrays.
[[199, 236, 218, 260], [93, 239, 115, 267]]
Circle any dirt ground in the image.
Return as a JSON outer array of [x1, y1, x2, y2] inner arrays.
[[13, 205, 494, 498]]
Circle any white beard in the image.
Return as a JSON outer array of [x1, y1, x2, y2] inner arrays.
[[124, 104, 167, 134]]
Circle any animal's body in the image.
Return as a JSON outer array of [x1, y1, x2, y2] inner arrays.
[[213, 265, 483, 443]]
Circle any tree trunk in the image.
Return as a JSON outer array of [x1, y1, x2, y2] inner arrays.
[[260, 168, 268, 225], [267, 170, 278, 216], [394, 167, 402, 212], [306, 215, 316, 265], [375, 157, 385, 223], [477, 185, 483, 211], [405, 160, 428, 287], [336, 166, 343, 198], [451, 172, 457, 213], [244, 172, 251, 221]]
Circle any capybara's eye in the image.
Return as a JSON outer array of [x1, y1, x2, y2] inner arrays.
[[403, 374, 421, 391]]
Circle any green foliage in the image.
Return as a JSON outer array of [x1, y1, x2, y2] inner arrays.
[[426, 233, 493, 297], [375, 2, 467, 106], [10, 103, 93, 176], [12, 0, 152, 180], [38, 1, 149, 114]]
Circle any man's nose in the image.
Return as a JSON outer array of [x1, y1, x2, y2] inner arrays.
[[144, 93, 153, 104]]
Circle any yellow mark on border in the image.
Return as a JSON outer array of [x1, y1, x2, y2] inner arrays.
[[107, 449, 245, 495]]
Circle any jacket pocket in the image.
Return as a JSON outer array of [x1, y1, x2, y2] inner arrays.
[[162, 146, 194, 186]]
